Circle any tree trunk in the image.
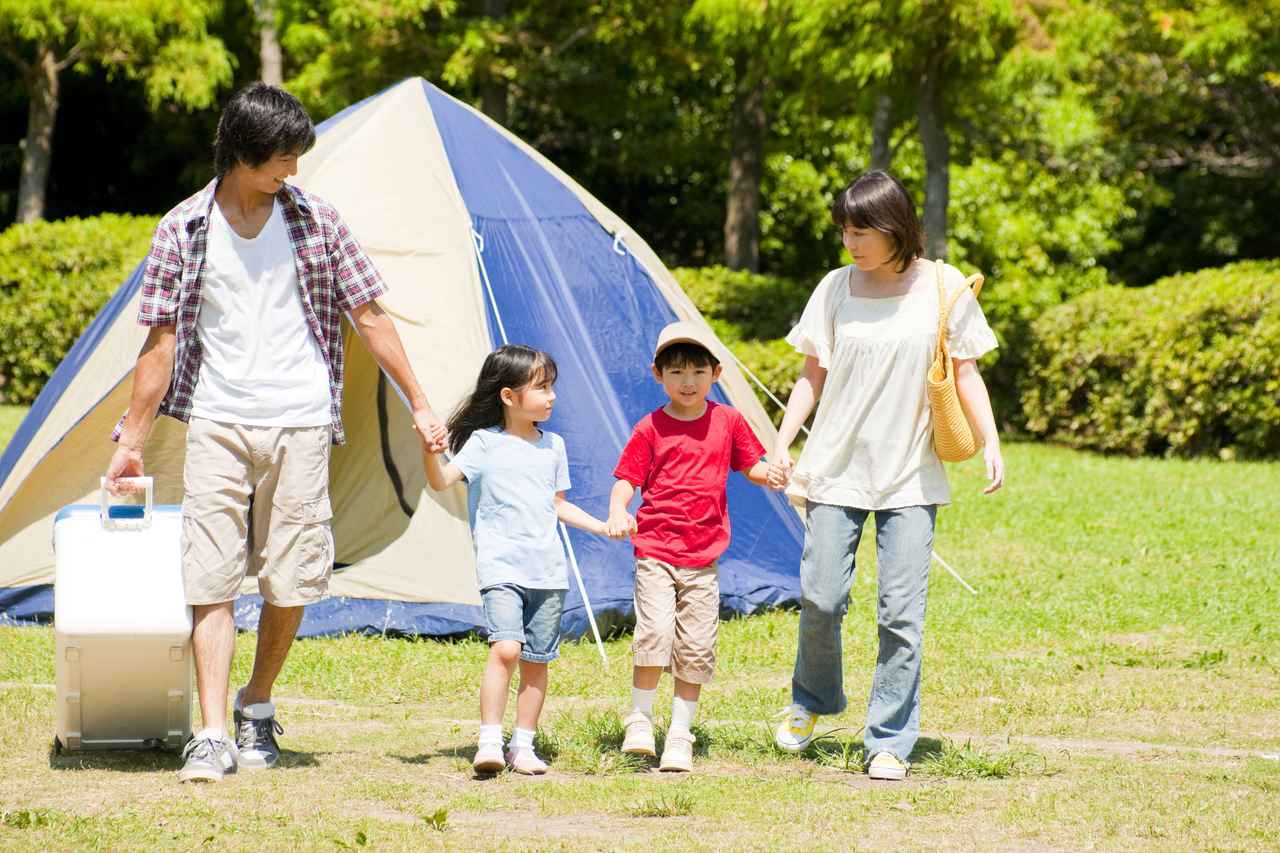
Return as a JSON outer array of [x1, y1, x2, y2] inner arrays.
[[255, 0, 284, 86], [918, 58, 949, 260], [17, 49, 59, 224], [724, 64, 766, 272], [480, 0, 508, 125], [870, 91, 894, 171]]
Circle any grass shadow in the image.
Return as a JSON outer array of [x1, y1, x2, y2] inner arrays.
[[47, 741, 324, 772]]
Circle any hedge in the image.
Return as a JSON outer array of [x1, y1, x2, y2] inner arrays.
[[0, 215, 158, 404], [1021, 260, 1280, 458]]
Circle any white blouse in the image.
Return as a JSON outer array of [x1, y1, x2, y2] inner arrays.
[[784, 259, 998, 510]]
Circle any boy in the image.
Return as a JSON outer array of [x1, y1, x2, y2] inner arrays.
[[606, 321, 778, 772]]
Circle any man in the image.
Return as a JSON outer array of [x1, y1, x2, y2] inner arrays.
[[104, 83, 447, 783]]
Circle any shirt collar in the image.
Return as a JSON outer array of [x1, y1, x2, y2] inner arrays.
[[181, 178, 312, 233]]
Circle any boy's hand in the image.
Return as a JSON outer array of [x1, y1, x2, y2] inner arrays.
[[605, 509, 636, 539]]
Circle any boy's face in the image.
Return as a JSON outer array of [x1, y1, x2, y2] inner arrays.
[[652, 360, 721, 409]]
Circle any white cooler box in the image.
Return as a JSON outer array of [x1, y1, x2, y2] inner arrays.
[[54, 477, 192, 752]]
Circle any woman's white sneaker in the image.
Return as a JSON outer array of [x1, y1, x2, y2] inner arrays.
[[774, 704, 818, 753], [867, 751, 908, 780]]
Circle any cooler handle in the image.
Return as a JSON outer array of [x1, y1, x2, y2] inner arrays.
[[99, 476, 154, 530]]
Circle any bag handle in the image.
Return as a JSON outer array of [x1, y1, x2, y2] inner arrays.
[[934, 260, 985, 355]]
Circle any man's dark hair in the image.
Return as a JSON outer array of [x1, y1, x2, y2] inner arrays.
[[830, 170, 925, 270], [655, 342, 719, 373], [213, 82, 316, 177]]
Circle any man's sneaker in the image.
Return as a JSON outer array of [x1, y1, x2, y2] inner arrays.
[[473, 742, 505, 774], [621, 710, 656, 757], [867, 751, 909, 780], [658, 729, 695, 772], [505, 747, 548, 775], [774, 704, 818, 753], [178, 734, 238, 783], [234, 691, 284, 770]]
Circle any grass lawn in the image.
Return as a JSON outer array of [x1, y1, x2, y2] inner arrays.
[[1, 405, 1278, 850]]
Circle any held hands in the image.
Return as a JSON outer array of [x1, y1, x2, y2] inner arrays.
[[604, 509, 637, 540], [412, 407, 449, 454], [766, 445, 794, 491]]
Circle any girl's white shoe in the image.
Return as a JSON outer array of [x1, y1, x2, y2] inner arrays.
[[505, 747, 548, 775], [472, 742, 505, 774]]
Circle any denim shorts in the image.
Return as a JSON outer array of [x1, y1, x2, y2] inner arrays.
[[481, 584, 566, 663]]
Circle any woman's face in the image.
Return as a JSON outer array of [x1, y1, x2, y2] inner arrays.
[[841, 225, 898, 272]]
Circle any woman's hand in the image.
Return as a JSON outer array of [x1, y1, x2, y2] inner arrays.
[[982, 442, 1005, 495]]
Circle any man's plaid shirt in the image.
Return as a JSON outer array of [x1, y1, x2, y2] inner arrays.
[[114, 179, 385, 445]]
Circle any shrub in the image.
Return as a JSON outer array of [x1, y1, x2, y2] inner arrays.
[[0, 215, 157, 404], [1021, 260, 1280, 458]]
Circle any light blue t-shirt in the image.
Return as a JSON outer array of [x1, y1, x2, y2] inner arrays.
[[451, 426, 571, 591]]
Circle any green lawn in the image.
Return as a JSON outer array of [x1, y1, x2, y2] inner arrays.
[[1, 412, 1278, 850]]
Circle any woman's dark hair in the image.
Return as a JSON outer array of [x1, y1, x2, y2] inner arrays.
[[213, 82, 316, 177], [830, 170, 925, 271], [448, 345, 558, 454]]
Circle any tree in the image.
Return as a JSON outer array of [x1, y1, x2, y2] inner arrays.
[[0, 0, 234, 222], [253, 0, 284, 85]]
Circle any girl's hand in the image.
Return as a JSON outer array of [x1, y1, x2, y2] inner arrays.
[[982, 443, 1005, 495]]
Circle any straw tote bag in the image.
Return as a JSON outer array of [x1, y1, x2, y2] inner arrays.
[[927, 261, 985, 462]]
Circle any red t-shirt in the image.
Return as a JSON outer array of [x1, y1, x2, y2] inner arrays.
[[613, 401, 766, 568]]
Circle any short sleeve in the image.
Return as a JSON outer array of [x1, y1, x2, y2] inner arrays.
[[327, 208, 387, 312], [137, 222, 182, 326], [944, 270, 999, 361], [612, 422, 654, 488], [552, 434, 572, 492], [729, 410, 766, 472], [785, 269, 843, 368], [450, 430, 486, 482]]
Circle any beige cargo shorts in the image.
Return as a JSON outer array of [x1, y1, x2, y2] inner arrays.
[[181, 418, 334, 607], [631, 557, 720, 684]]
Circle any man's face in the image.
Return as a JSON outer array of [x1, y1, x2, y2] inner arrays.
[[243, 152, 300, 194]]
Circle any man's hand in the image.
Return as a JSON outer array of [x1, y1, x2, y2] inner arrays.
[[412, 407, 448, 453], [605, 509, 637, 540], [105, 444, 146, 496]]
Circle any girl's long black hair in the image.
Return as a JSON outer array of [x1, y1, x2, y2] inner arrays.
[[447, 344, 558, 454]]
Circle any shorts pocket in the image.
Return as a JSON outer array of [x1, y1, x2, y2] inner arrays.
[[286, 496, 334, 591]]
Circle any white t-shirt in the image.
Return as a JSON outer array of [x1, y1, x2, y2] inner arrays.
[[784, 260, 998, 510], [190, 199, 332, 427]]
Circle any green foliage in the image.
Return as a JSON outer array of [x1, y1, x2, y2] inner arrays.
[[0, 214, 157, 403], [1021, 260, 1280, 458]]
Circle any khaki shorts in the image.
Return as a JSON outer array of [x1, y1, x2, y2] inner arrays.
[[631, 557, 720, 684], [181, 418, 334, 607]]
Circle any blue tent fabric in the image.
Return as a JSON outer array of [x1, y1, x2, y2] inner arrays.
[[0, 78, 804, 641]]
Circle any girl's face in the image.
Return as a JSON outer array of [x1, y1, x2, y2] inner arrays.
[[501, 372, 556, 424], [842, 225, 898, 272]]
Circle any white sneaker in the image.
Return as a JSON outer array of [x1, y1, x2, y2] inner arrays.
[[621, 710, 656, 757], [472, 741, 505, 774], [774, 704, 818, 753], [658, 729, 695, 772], [867, 751, 908, 780], [505, 746, 548, 775]]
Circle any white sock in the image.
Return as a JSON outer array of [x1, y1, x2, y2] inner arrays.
[[478, 724, 503, 746], [197, 727, 226, 743], [670, 697, 697, 734], [510, 727, 535, 752], [631, 687, 656, 717]]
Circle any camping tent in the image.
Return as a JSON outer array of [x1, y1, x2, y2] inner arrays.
[[0, 78, 805, 639]]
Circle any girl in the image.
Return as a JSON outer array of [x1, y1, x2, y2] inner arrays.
[[769, 171, 1004, 780], [423, 345, 616, 775]]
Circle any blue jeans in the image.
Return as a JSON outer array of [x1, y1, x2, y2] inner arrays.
[[481, 584, 566, 663], [792, 502, 936, 761]]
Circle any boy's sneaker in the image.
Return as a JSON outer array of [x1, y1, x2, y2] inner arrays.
[[774, 704, 818, 753], [621, 710, 656, 757], [658, 729, 695, 772], [867, 751, 908, 780], [473, 742, 505, 774], [233, 690, 283, 770], [178, 734, 239, 783], [505, 747, 548, 775]]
